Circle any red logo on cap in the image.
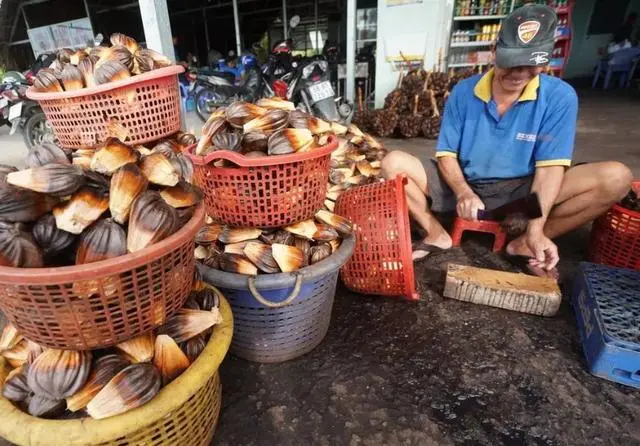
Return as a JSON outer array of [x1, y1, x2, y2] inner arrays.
[[518, 21, 541, 44]]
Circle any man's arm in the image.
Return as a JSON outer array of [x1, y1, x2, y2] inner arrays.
[[438, 156, 484, 220], [434, 82, 483, 220], [513, 84, 578, 271], [523, 165, 564, 269]]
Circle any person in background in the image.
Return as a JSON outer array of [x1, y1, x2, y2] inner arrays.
[[381, 4, 633, 277], [609, 12, 637, 54]]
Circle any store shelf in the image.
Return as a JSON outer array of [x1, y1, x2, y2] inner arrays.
[[555, 7, 569, 14], [450, 41, 494, 48], [555, 35, 570, 42], [453, 14, 507, 21], [357, 38, 377, 43]]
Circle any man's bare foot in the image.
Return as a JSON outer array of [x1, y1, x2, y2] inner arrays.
[[506, 237, 559, 280], [412, 232, 452, 261]]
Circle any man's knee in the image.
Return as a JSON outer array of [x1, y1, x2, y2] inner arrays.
[[381, 151, 416, 178], [597, 161, 633, 200]]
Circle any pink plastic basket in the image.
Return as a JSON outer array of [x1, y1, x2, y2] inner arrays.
[[26, 66, 184, 149]]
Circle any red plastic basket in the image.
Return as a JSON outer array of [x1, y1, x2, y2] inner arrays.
[[26, 66, 184, 149], [0, 205, 204, 350], [184, 135, 338, 228], [334, 174, 418, 300], [589, 181, 640, 270]]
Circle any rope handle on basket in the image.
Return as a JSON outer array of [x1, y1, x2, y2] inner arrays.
[[247, 273, 303, 308], [184, 135, 338, 167]]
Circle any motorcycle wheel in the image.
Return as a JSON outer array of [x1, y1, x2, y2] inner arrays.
[[195, 88, 224, 122], [23, 111, 56, 150]]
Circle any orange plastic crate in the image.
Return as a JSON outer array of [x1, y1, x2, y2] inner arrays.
[[335, 174, 418, 300]]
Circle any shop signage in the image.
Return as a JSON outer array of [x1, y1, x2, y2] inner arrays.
[[27, 18, 94, 57]]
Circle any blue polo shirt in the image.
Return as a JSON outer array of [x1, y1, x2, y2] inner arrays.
[[435, 69, 578, 183]]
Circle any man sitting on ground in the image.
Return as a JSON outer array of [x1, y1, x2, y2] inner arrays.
[[381, 4, 633, 276]]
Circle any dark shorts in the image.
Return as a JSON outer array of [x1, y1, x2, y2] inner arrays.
[[424, 158, 534, 213]]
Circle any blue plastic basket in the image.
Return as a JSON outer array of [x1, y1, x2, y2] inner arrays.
[[572, 262, 640, 388], [199, 235, 355, 363]]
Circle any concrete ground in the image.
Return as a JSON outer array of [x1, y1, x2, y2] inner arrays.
[[0, 90, 639, 445]]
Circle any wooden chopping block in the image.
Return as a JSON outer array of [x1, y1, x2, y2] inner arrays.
[[444, 264, 562, 316]]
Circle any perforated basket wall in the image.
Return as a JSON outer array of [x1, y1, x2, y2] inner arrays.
[[199, 234, 354, 363], [185, 137, 338, 228], [0, 294, 233, 446], [26, 66, 184, 149], [0, 205, 204, 350], [572, 263, 640, 388], [221, 272, 336, 363], [589, 181, 640, 270], [95, 372, 222, 446], [334, 175, 418, 300]]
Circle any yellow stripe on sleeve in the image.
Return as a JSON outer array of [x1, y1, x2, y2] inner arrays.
[[435, 151, 458, 159], [535, 159, 572, 168]]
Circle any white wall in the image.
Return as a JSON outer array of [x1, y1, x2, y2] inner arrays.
[[374, 0, 454, 108]]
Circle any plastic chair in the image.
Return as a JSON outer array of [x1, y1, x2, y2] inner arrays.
[[592, 47, 640, 89], [450, 217, 507, 252]]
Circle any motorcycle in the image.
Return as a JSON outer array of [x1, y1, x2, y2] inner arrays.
[[286, 56, 353, 124], [194, 54, 273, 122], [0, 70, 51, 150], [4, 55, 57, 150]]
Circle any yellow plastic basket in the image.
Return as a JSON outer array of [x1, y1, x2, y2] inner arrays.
[[0, 291, 233, 446]]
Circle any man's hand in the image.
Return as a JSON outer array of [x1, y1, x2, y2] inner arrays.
[[456, 191, 485, 221], [519, 229, 560, 271]]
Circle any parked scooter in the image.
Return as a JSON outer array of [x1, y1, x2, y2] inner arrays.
[[286, 56, 353, 124], [194, 54, 273, 121], [0, 70, 52, 150]]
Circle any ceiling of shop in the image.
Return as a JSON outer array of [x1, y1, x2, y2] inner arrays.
[[0, 0, 343, 43]]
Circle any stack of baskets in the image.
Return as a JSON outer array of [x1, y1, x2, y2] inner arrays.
[[187, 135, 355, 363], [0, 67, 232, 446]]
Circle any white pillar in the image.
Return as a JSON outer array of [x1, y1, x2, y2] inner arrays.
[[282, 0, 288, 39], [345, 0, 356, 103], [139, 0, 175, 61], [232, 0, 242, 56]]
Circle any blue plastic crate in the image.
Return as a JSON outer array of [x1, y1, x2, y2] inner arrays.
[[572, 262, 640, 388]]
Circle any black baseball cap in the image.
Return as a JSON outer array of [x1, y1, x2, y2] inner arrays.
[[495, 4, 557, 68]]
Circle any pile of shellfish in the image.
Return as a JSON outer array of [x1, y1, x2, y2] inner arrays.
[[0, 132, 200, 268], [32, 33, 173, 93], [195, 210, 352, 274], [322, 123, 387, 212], [195, 98, 363, 157], [0, 282, 223, 419]]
